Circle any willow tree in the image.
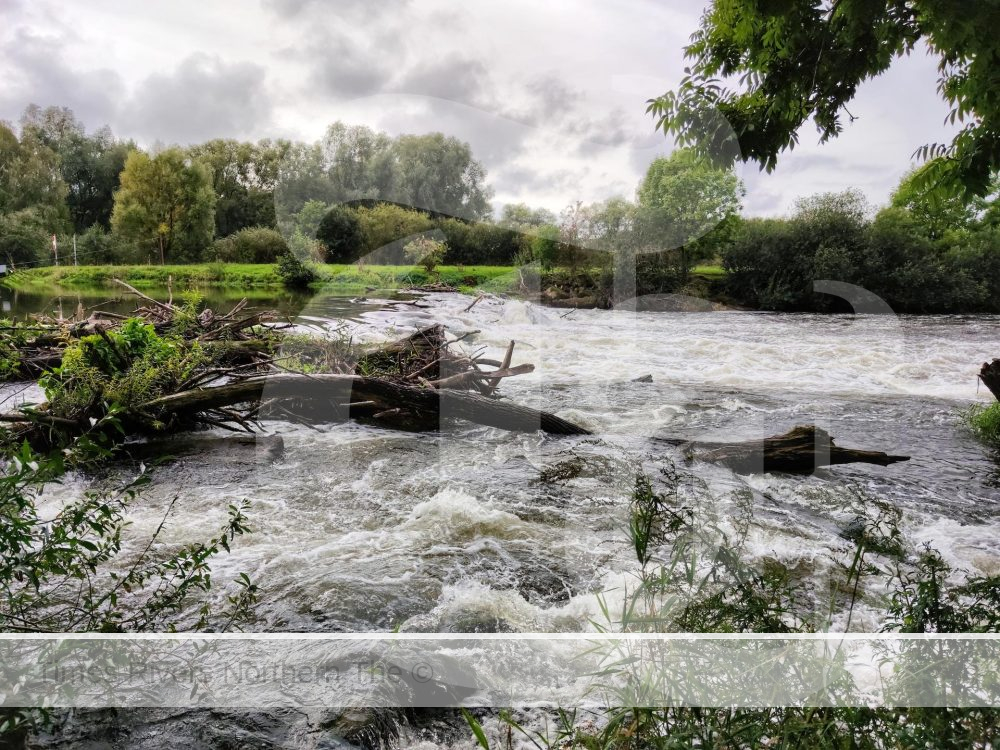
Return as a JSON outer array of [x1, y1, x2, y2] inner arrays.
[[112, 149, 216, 264], [649, 1, 1000, 197]]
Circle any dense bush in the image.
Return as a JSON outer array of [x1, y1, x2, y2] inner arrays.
[[722, 190, 1000, 313], [276, 252, 318, 288], [403, 237, 446, 274], [354, 203, 435, 263], [436, 217, 526, 265], [0, 209, 50, 266], [71, 224, 135, 264], [211, 226, 289, 264], [965, 402, 1000, 448], [316, 205, 364, 263], [350, 203, 527, 266]]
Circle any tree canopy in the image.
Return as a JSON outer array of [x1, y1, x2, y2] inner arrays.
[[187, 138, 288, 237], [276, 122, 494, 222], [20, 105, 133, 232], [648, 0, 1000, 197], [111, 149, 215, 264]]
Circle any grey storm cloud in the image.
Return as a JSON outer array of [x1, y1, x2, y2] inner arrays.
[[122, 54, 272, 145], [0, 28, 124, 128], [264, 0, 409, 19], [0, 0, 950, 213], [391, 55, 490, 107], [302, 31, 396, 100], [504, 75, 633, 149]]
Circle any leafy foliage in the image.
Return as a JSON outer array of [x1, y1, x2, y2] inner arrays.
[[187, 138, 286, 237], [210, 226, 289, 264], [403, 236, 446, 274], [722, 188, 1000, 312], [276, 122, 494, 222], [649, 0, 1000, 198], [0, 438, 256, 633], [39, 318, 206, 421], [316, 205, 364, 263], [111, 149, 216, 264], [964, 402, 1000, 448], [276, 252, 319, 289], [468, 470, 1000, 749]]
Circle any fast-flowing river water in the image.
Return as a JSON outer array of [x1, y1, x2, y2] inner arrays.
[[9, 288, 1000, 747]]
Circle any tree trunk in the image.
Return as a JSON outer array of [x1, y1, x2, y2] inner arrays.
[[979, 359, 1000, 402], [661, 425, 909, 474], [141, 374, 591, 436]]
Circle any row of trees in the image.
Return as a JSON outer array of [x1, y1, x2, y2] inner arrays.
[[4, 103, 998, 313], [723, 168, 1000, 313], [0, 106, 496, 267]]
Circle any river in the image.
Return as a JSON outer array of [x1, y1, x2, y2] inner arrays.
[[8, 286, 1000, 747]]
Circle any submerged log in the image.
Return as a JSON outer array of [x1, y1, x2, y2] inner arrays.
[[980, 359, 1000, 402], [141, 374, 591, 436], [663, 425, 909, 474]]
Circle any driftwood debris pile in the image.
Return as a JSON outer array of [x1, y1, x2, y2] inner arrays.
[[1, 280, 278, 380], [0, 285, 590, 448]]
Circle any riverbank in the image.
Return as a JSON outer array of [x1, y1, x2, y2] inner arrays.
[[1, 264, 520, 294]]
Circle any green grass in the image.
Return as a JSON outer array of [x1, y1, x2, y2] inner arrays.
[[2, 264, 519, 293], [2, 262, 720, 299], [3, 264, 281, 290], [691, 263, 726, 277], [316, 264, 516, 293], [965, 402, 1000, 447]]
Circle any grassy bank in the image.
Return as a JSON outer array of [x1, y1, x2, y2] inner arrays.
[[2, 263, 731, 304], [1, 264, 520, 293]]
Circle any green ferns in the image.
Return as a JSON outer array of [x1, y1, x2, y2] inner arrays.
[[39, 318, 206, 423]]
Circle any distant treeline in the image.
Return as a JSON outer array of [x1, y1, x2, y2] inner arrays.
[[722, 178, 1000, 313], [2, 104, 998, 313]]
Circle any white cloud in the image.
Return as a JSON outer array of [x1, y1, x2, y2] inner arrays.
[[0, 0, 960, 215]]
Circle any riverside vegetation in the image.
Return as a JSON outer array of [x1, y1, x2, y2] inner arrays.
[[2, 105, 998, 313]]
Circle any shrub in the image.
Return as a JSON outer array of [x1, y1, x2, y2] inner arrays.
[[355, 203, 435, 263], [0, 433, 257, 739], [39, 318, 206, 420], [211, 226, 289, 264], [531, 224, 560, 271], [316, 205, 364, 263], [73, 224, 136, 264], [0, 209, 50, 266], [276, 252, 318, 289], [437, 218, 526, 265], [965, 402, 1000, 448], [403, 237, 446, 274]]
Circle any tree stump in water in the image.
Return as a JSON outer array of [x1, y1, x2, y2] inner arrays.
[[665, 425, 909, 474], [980, 359, 1000, 402]]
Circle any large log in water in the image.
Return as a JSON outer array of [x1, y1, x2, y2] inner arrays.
[[663, 425, 909, 474], [141, 374, 591, 436], [980, 359, 1000, 402]]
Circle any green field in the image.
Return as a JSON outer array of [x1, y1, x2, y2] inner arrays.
[[691, 263, 727, 277], [2, 264, 520, 293]]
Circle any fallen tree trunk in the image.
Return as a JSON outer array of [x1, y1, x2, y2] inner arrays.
[[980, 359, 1000, 402], [141, 374, 591, 436], [661, 425, 909, 474]]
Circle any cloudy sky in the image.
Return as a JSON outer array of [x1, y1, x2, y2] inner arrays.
[[0, 0, 957, 216]]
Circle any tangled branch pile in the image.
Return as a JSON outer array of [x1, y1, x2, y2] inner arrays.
[[0, 282, 589, 450]]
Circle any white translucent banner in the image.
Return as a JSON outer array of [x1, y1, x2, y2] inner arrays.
[[2, 634, 999, 708]]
